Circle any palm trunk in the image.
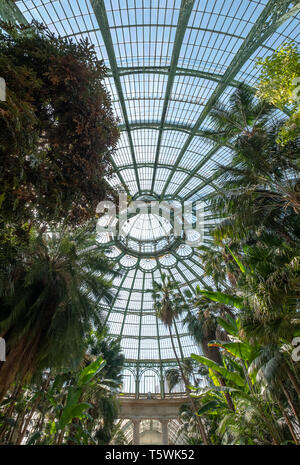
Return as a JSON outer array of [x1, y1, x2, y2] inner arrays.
[[285, 364, 300, 398], [38, 411, 46, 435], [277, 397, 299, 445], [217, 376, 235, 411], [279, 379, 300, 425], [16, 394, 39, 444], [0, 382, 22, 442], [16, 372, 51, 445], [0, 336, 39, 403], [220, 305, 235, 320], [168, 325, 209, 445], [202, 336, 235, 411], [10, 411, 24, 444]]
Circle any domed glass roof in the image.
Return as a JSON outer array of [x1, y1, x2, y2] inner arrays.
[[10, 0, 300, 369]]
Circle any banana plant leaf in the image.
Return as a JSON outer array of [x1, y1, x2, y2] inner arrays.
[[217, 316, 240, 336], [191, 354, 245, 387], [208, 341, 259, 363], [199, 290, 244, 309], [225, 245, 246, 273], [59, 402, 93, 429], [197, 400, 221, 416], [77, 356, 106, 387]]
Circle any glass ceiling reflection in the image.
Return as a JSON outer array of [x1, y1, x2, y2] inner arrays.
[[10, 0, 300, 365]]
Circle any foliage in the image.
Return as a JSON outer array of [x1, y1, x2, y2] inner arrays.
[[172, 84, 300, 445], [0, 329, 124, 445], [190, 317, 300, 445], [151, 275, 209, 444], [0, 22, 119, 234], [256, 42, 300, 145], [256, 42, 300, 110], [0, 21, 124, 447], [0, 227, 118, 399], [207, 86, 300, 243]]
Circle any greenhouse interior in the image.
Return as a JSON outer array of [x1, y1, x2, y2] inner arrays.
[[0, 0, 299, 447]]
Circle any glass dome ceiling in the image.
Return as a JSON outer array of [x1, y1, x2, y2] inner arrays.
[[7, 0, 300, 367]]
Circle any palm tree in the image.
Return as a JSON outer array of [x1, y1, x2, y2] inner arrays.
[[204, 85, 300, 244], [204, 84, 274, 143], [0, 326, 125, 445], [197, 243, 241, 289], [151, 274, 187, 380], [165, 360, 197, 393], [151, 274, 209, 444], [183, 287, 235, 411], [0, 227, 118, 401], [176, 403, 204, 445], [183, 286, 234, 362], [249, 345, 300, 444]]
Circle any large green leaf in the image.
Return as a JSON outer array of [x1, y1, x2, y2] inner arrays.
[[191, 354, 245, 387], [226, 245, 246, 273], [208, 341, 258, 362], [217, 316, 239, 336], [209, 367, 221, 387], [199, 290, 244, 309], [65, 385, 81, 409], [59, 402, 92, 429], [197, 400, 220, 416], [77, 356, 106, 387], [50, 421, 56, 435], [26, 431, 42, 445]]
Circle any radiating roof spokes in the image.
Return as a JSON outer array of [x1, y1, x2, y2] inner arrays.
[[8, 0, 299, 369]]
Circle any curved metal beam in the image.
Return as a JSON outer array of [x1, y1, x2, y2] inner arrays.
[[150, 0, 195, 194], [160, 0, 300, 197], [112, 161, 221, 199], [90, 0, 141, 193], [117, 121, 234, 148]]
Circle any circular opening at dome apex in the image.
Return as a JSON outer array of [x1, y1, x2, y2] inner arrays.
[[120, 212, 172, 242]]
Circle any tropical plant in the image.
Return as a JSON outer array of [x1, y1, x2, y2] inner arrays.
[[203, 86, 300, 243], [190, 316, 300, 445], [151, 274, 209, 444], [174, 82, 300, 446], [0, 227, 118, 401], [256, 41, 300, 145], [196, 243, 240, 289], [0, 21, 119, 235], [0, 328, 124, 445]]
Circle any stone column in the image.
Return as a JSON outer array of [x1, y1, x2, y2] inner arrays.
[[161, 419, 169, 445], [132, 418, 140, 445]]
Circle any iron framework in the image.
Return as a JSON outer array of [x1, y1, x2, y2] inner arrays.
[[2, 0, 299, 385]]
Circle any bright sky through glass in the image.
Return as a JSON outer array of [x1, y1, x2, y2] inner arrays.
[[13, 0, 300, 373]]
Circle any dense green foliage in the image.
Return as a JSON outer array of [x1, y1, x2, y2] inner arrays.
[[172, 83, 300, 445], [256, 42, 300, 145], [0, 227, 119, 400], [0, 25, 299, 446], [0, 24, 124, 445], [0, 22, 119, 235], [0, 330, 125, 445]]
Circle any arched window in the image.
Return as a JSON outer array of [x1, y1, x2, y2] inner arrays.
[[139, 369, 160, 395], [121, 368, 135, 394]]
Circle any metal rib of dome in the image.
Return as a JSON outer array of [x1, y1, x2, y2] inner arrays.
[[7, 0, 300, 373]]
